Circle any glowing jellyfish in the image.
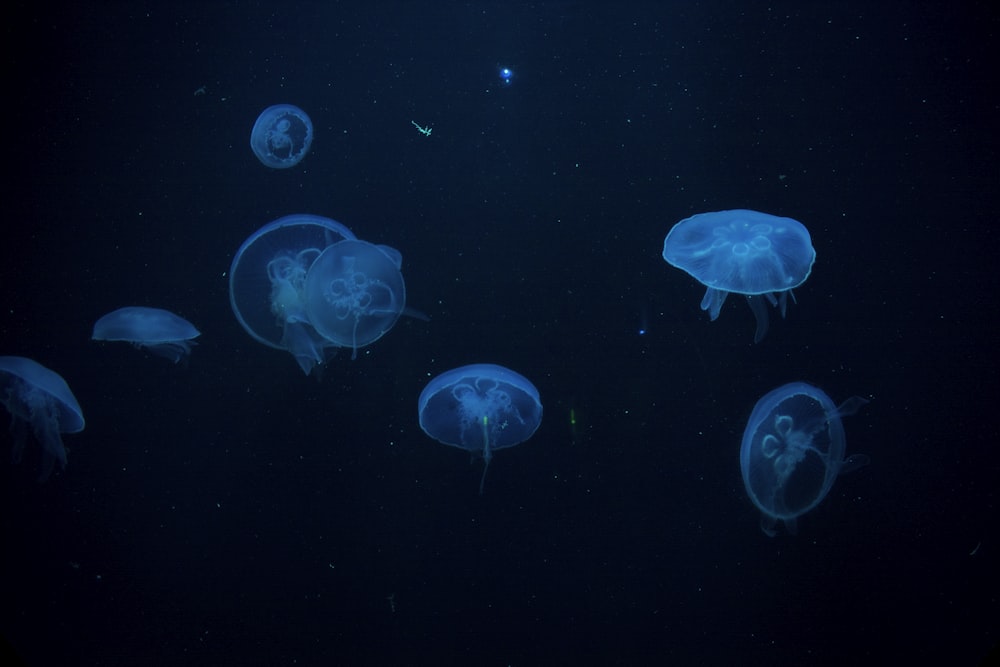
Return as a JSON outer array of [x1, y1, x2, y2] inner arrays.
[[418, 364, 542, 494], [0, 356, 85, 481], [662, 209, 816, 342], [250, 104, 314, 169]]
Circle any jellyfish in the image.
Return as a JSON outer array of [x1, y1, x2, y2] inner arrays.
[[418, 364, 543, 494], [92, 307, 200, 363], [662, 209, 816, 342], [740, 382, 869, 536], [0, 356, 85, 481], [304, 240, 407, 360], [250, 104, 313, 168]]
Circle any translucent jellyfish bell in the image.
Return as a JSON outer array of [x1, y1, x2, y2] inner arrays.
[[250, 104, 314, 169], [92, 307, 200, 363], [740, 382, 869, 536], [304, 239, 407, 359]]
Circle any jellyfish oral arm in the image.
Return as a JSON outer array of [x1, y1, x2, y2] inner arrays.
[[746, 295, 771, 344], [478, 415, 492, 495], [281, 320, 326, 376]]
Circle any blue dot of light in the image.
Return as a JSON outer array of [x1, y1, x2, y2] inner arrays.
[[499, 67, 514, 85]]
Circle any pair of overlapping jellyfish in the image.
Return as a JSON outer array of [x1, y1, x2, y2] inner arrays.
[[230, 214, 420, 375]]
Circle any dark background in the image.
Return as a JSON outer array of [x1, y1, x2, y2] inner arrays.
[[2, 1, 997, 665]]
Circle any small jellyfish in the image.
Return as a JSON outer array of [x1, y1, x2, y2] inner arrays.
[[250, 104, 314, 169]]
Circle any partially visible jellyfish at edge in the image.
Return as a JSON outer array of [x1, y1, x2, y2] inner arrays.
[[0, 356, 85, 482], [662, 209, 816, 342]]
